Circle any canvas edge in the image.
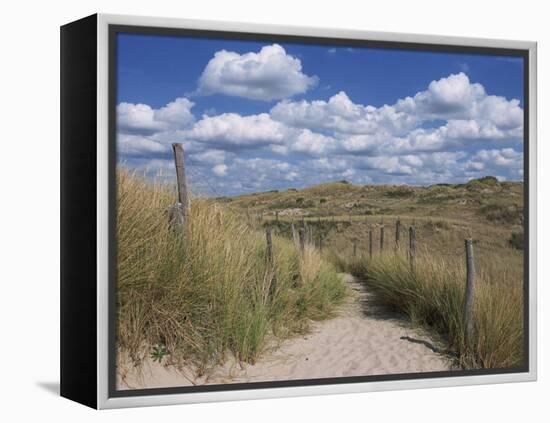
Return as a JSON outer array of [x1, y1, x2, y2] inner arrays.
[[95, 13, 537, 409]]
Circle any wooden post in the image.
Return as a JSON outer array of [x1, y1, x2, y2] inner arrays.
[[166, 203, 185, 230], [275, 211, 279, 222], [395, 218, 401, 250], [369, 227, 373, 259], [265, 227, 273, 263], [172, 143, 189, 211], [463, 239, 475, 345], [298, 228, 305, 254], [380, 224, 385, 251], [167, 143, 189, 230], [266, 226, 277, 295], [409, 226, 416, 270], [291, 223, 298, 247]]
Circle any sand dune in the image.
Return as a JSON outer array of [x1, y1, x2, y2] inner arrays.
[[118, 274, 453, 390]]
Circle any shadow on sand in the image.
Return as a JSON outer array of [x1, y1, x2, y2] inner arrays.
[[346, 274, 458, 362]]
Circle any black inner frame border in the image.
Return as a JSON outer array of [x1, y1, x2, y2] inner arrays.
[[108, 23, 531, 399]]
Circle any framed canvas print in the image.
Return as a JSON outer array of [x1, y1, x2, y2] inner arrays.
[[60, 13, 537, 409]]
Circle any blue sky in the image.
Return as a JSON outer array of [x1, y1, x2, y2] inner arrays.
[[116, 33, 524, 196]]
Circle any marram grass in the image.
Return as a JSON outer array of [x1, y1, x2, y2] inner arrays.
[[336, 247, 523, 369], [116, 168, 346, 374]]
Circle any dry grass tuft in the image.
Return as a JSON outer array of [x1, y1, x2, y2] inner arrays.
[[116, 168, 346, 374], [335, 246, 524, 369]]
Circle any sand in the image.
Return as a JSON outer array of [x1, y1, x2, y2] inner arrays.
[[118, 274, 454, 389]]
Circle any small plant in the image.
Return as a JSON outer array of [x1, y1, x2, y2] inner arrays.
[[320, 198, 327, 204], [509, 231, 524, 250], [150, 344, 169, 363], [479, 202, 523, 225], [477, 176, 500, 185], [385, 187, 415, 198]]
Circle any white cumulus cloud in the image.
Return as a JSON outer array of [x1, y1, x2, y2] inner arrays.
[[197, 44, 318, 101], [186, 113, 287, 148], [117, 97, 195, 135], [395, 72, 523, 130], [117, 134, 170, 157], [271, 91, 416, 135], [212, 163, 228, 176], [467, 148, 523, 170]]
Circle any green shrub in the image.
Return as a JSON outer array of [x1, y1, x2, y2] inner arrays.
[[385, 187, 415, 198], [479, 203, 523, 225], [509, 231, 524, 250]]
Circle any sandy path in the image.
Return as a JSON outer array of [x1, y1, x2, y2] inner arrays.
[[119, 274, 453, 389]]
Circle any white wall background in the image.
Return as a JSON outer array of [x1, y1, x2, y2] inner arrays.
[[0, 0, 547, 421]]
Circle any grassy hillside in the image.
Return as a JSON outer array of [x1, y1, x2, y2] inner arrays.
[[220, 176, 522, 223], [116, 168, 346, 375], [222, 176, 525, 369], [220, 176, 523, 262]]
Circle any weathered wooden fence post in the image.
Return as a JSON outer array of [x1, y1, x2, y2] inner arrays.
[[409, 226, 416, 270], [265, 227, 273, 263], [380, 224, 385, 252], [265, 226, 277, 295], [395, 218, 401, 251], [172, 143, 189, 209], [463, 239, 476, 346], [275, 211, 279, 223], [291, 222, 298, 247], [369, 227, 373, 259], [298, 228, 305, 254], [167, 143, 189, 230]]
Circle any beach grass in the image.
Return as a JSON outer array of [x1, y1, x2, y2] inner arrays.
[[116, 168, 346, 374], [333, 245, 524, 369]]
